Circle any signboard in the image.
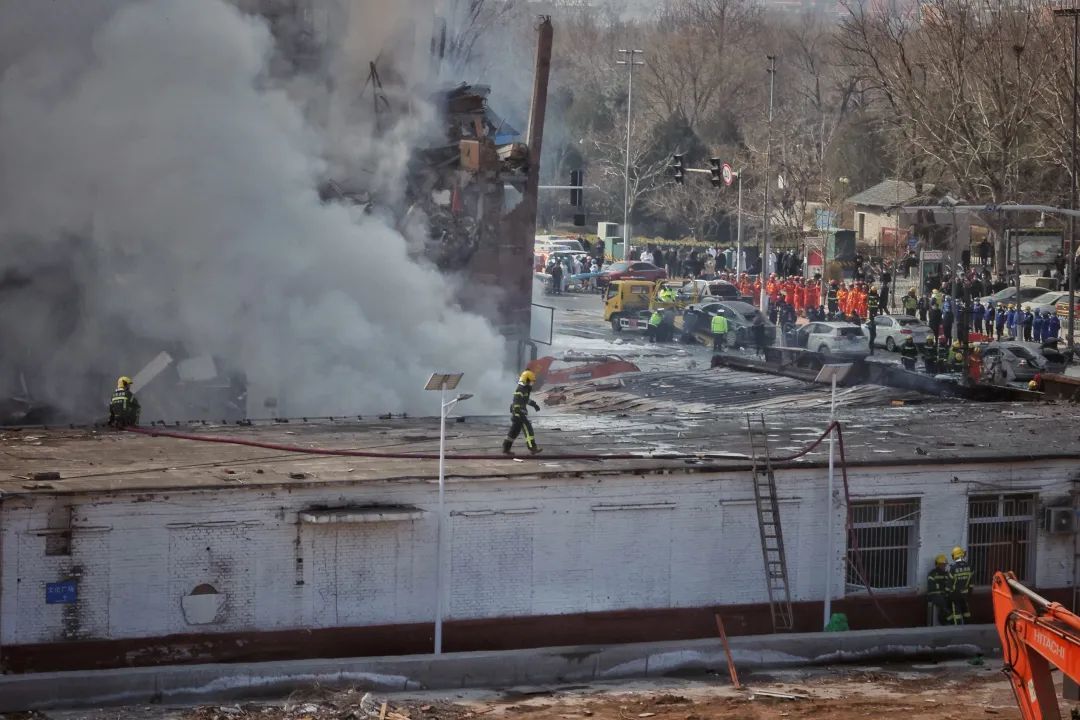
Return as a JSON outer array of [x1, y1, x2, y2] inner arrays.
[[721, 163, 734, 187], [814, 209, 837, 231], [921, 250, 944, 261], [46, 580, 77, 604], [1006, 229, 1063, 269]]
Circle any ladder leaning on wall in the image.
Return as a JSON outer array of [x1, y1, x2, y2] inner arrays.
[[746, 414, 794, 632]]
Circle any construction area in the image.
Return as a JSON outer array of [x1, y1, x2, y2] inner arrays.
[[0, 656, 1039, 720]]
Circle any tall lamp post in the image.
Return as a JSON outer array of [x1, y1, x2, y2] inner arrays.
[[617, 49, 644, 249], [424, 372, 473, 655], [1054, 5, 1079, 349]]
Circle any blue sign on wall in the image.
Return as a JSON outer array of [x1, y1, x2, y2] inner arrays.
[[46, 580, 77, 604]]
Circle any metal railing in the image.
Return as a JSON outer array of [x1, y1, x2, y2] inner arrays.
[[968, 493, 1036, 585], [846, 498, 921, 592]]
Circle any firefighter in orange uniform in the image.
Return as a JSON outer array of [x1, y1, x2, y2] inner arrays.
[[836, 283, 849, 318]]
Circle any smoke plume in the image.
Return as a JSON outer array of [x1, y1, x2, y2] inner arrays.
[[0, 0, 512, 421]]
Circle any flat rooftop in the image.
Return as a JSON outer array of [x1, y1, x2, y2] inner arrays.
[[0, 367, 1075, 496]]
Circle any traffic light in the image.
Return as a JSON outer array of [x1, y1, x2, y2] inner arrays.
[[670, 154, 684, 185], [709, 158, 722, 187], [570, 169, 583, 206]]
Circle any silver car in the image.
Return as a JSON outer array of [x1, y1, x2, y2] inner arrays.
[[1026, 290, 1070, 315], [870, 314, 931, 351], [980, 341, 1049, 382]]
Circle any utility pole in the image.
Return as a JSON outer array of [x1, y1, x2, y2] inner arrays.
[[1054, 6, 1079, 349], [617, 49, 644, 250], [760, 55, 777, 311]]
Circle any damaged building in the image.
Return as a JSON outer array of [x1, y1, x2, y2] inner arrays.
[[0, 376, 1078, 674], [0, 0, 549, 425]]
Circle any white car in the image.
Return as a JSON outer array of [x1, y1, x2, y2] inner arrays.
[[1026, 290, 1070, 315], [870, 314, 931, 351], [795, 322, 871, 356]]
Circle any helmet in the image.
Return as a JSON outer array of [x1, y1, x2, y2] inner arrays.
[[117, 376, 133, 389], [951, 546, 965, 560], [519, 370, 537, 385], [935, 554, 948, 565], [952, 340, 961, 349], [926, 336, 935, 345], [1028, 379, 1038, 391]]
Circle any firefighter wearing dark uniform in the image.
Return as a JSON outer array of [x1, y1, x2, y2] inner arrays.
[[108, 376, 140, 428], [922, 336, 938, 374], [900, 336, 919, 370], [503, 370, 542, 455], [866, 289, 880, 319], [948, 546, 974, 624], [826, 281, 839, 314], [927, 554, 952, 626]]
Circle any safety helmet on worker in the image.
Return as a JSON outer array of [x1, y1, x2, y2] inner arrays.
[[952, 340, 961, 349], [951, 546, 965, 561], [935, 554, 948, 566], [116, 376, 133, 389], [519, 369, 537, 385]]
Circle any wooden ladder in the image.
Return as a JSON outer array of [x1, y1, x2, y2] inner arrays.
[[746, 414, 794, 632]]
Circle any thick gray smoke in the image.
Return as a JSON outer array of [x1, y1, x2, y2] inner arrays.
[[0, 0, 513, 420]]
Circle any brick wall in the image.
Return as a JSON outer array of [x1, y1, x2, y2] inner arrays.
[[1, 459, 1075, 645]]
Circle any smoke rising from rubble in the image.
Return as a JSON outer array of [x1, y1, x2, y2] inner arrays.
[[0, 0, 512, 420]]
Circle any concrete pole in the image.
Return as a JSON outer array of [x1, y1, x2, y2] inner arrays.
[[824, 375, 836, 629], [1071, 12, 1078, 349], [736, 172, 743, 275], [760, 56, 776, 311], [617, 50, 644, 249], [434, 385, 447, 655]]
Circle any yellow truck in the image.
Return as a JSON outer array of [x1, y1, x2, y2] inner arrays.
[[603, 279, 705, 332]]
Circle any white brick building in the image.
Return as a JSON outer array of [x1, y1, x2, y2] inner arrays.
[[1, 405, 1077, 672]]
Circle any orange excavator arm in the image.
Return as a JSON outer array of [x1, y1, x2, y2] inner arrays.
[[993, 571, 1080, 720]]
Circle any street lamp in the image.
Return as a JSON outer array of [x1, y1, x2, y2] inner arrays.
[[1054, 5, 1079, 349], [814, 362, 854, 631], [423, 372, 472, 655]]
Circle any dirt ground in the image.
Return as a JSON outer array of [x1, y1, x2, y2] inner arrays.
[[13, 660, 1063, 720]]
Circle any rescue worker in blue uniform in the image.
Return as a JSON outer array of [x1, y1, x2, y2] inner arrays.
[[503, 370, 542, 455], [1048, 313, 1061, 340], [1032, 310, 1044, 343], [972, 301, 985, 335], [948, 546, 974, 624], [926, 554, 952, 626], [995, 303, 1007, 339], [108, 376, 140, 428]]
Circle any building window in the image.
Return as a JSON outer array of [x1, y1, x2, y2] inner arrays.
[[846, 498, 920, 591], [967, 493, 1036, 585]]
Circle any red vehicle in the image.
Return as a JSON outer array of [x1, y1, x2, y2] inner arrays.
[[597, 261, 667, 288]]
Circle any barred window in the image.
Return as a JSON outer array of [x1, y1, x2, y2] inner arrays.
[[846, 498, 921, 591], [967, 493, 1036, 585]]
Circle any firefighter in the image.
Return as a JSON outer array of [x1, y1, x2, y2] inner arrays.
[[900, 336, 919, 370], [922, 336, 938, 374], [502, 370, 542, 455], [827, 280, 839, 314], [948, 546, 974, 624], [108, 376, 141, 428], [927, 554, 952, 626]]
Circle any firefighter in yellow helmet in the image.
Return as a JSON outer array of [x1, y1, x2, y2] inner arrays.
[[107, 376, 141, 429], [948, 546, 973, 624], [503, 370, 542, 455], [926, 554, 952, 626]]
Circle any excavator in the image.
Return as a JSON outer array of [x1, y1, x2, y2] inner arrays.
[[993, 570, 1080, 719]]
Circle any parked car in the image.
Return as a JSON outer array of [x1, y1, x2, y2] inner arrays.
[[980, 341, 1049, 382], [870, 314, 931, 351], [979, 286, 1048, 306], [794, 322, 870, 357], [1026, 290, 1071, 315], [683, 300, 776, 347], [674, 279, 743, 303], [596, 261, 667, 288]]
